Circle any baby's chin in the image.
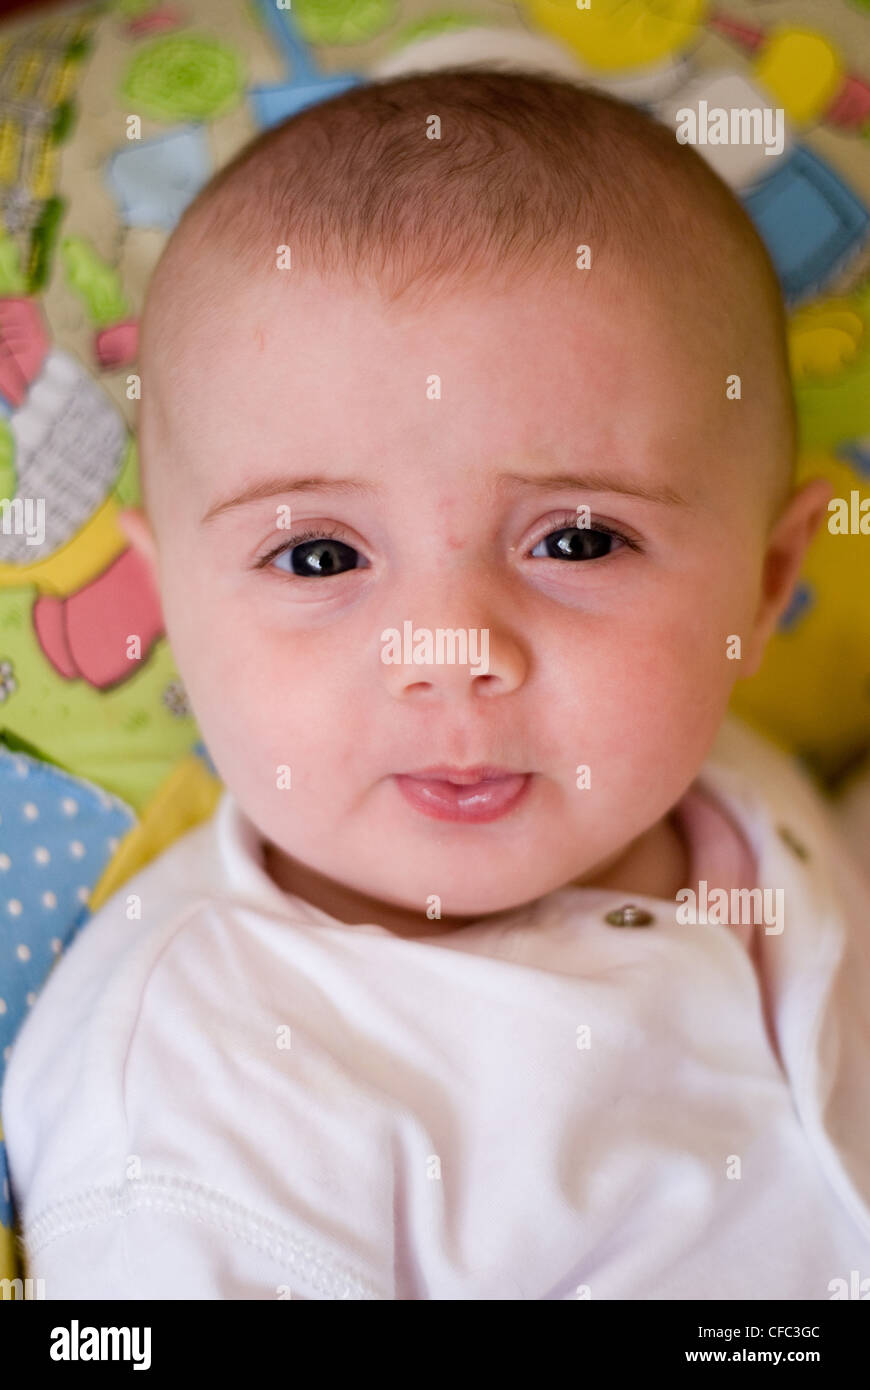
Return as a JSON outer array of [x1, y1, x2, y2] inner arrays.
[[264, 795, 694, 928], [269, 836, 613, 931], [262, 829, 554, 922]]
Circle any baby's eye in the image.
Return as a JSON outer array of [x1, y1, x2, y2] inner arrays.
[[530, 525, 623, 561], [271, 535, 368, 578]]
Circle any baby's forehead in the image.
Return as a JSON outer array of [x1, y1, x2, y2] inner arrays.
[[203, 275, 765, 437], [143, 257, 778, 532], [139, 82, 795, 526]]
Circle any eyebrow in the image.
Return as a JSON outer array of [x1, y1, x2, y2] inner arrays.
[[201, 476, 379, 524], [495, 471, 688, 507], [200, 467, 688, 524]]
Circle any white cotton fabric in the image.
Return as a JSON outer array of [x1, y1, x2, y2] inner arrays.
[[3, 716, 870, 1301]]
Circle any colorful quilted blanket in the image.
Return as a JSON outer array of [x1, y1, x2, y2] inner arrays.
[[1, 0, 869, 1290]]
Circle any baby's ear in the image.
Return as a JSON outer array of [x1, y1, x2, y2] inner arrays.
[[117, 506, 159, 578], [741, 476, 832, 677]]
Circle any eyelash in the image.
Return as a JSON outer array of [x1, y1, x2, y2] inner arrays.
[[253, 512, 642, 571], [537, 511, 642, 554], [255, 524, 349, 570]]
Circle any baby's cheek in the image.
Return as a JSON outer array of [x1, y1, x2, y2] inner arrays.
[[592, 628, 731, 775], [628, 576, 748, 695], [228, 648, 346, 786], [158, 601, 266, 779]]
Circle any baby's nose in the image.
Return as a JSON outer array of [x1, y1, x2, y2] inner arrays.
[[378, 618, 527, 700]]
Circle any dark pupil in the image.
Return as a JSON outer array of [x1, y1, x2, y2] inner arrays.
[[547, 527, 612, 560], [292, 539, 357, 576]]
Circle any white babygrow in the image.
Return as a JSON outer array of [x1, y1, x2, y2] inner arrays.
[[3, 715, 870, 1300]]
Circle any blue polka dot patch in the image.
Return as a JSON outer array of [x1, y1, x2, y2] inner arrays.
[[0, 746, 136, 1225]]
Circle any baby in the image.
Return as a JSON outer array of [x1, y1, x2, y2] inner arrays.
[[4, 69, 870, 1301]]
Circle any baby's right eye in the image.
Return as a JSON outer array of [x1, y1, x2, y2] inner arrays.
[[271, 534, 368, 578]]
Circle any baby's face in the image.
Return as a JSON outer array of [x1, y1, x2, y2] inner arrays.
[[141, 265, 798, 924]]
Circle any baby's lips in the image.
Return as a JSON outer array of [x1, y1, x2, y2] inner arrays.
[[393, 770, 532, 823], [400, 764, 527, 784]]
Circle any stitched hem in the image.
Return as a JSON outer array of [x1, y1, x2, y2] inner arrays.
[[24, 1174, 384, 1300]]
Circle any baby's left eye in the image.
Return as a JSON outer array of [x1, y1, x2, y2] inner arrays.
[[530, 525, 622, 561]]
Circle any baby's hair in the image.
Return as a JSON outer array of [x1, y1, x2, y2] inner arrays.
[[152, 68, 777, 300], [140, 67, 797, 510]]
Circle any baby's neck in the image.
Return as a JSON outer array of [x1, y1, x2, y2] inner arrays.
[[572, 809, 691, 901], [262, 810, 691, 941]]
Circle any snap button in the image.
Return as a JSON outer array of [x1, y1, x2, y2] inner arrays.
[[605, 903, 654, 927], [776, 825, 809, 861]]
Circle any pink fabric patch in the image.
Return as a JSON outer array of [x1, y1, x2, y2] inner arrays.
[[673, 783, 758, 946], [672, 782, 782, 1066], [95, 318, 139, 369], [33, 546, 163, 689], [0, 297, 49, 407]]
